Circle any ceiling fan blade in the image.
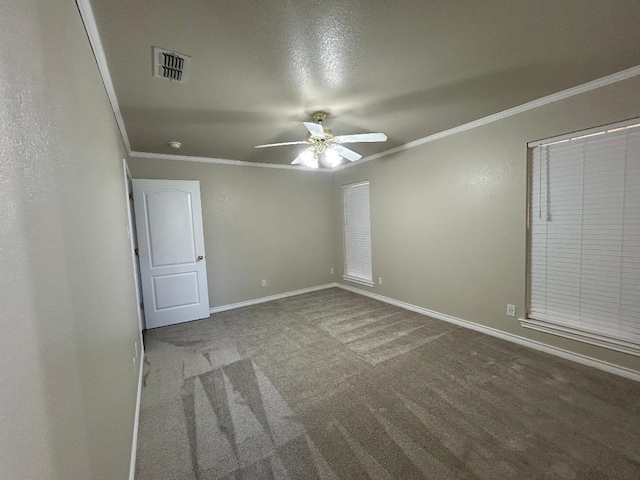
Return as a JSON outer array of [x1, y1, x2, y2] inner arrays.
[[303, 122, 325, 137], [291, 149, 310, 165], [334, 145, 362, 162], [335, 133, 388, 143], [255, 140, 308, 148]]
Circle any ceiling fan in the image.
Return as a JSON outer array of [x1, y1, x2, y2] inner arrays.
[[255, 112, 388, 168]]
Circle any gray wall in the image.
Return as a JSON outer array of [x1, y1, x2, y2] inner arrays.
[[0, 0, 142, 479], [333, 76, 640, 372], [2, 2, 637, 479], [128, 159, 336, 308]]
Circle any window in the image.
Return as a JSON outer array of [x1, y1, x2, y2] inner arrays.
[[343, 181, 373, 287], [524, 119, 640, 355]]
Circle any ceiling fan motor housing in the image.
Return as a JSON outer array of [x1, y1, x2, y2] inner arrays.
[[310, 130, 335, 154], [313, 111, 328, 123]]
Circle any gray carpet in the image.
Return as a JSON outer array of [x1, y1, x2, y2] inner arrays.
[[136, 288, 640, 479]]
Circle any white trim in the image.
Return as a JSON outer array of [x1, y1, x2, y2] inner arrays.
[[76, 0, 132, 153], [336, 284, 640, 382], [209, 283, 336, 314], [342, 180, 371, 189], [129, 349, 144, 480], [129, 151, 332, 173], [122, 159, 145, 333], [334, 64, 640, 171], [342, 275, 375, 288], [75, 0, 640, 173], [527, 116, 640, 147], [520, 318, 640, 357]]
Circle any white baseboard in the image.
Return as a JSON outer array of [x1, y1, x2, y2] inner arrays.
[[210, 283, 337, 314], [129, 349, 144, 480], [336, 283, 640, 382]]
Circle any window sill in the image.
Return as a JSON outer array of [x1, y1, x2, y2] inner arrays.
[[519, 317, 640, 357], [342, 275, 375, 288]]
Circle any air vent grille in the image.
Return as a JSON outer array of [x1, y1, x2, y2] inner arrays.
[[153, 47, 191, 84]]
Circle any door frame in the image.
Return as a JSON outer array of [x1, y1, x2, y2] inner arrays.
[[123, 159, 146, 333]]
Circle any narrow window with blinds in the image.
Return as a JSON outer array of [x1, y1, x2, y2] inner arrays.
[[523, 118, 640, 356], [343, 181, 374, 287]]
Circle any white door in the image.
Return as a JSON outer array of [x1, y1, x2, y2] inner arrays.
[[133, 179, 210, 328]]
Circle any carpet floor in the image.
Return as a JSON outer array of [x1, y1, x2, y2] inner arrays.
[[136, 288, 640, 479]]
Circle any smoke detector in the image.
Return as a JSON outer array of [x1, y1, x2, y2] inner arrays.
[[168, 141, 182, 149], [153, 47, 191, 83]]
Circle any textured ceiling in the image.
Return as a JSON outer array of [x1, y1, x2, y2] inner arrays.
[[90, 0, 640, 166]]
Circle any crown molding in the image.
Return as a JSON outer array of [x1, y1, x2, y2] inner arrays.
[[334, 64, 640, 171], [76, 0, 328, 172], [129, 151, 332, 172], [76, 0, 132, 153], [77, 0, 640, 174]]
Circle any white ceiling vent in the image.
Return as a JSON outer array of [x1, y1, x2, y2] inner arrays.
[[153, 47, 191, 83]]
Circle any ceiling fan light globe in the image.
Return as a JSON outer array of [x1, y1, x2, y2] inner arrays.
[[301, 149, 318, 168], [325, 148, 342, 167], [328, 158, 341, 168]]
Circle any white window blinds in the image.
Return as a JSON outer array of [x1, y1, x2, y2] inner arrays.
[[527, 121, 640, 355], [343, 181, 373, 286]]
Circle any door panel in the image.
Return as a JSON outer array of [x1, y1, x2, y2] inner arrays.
[[152, 272, 200, 310], [146, 190, 196, 266], [133, 179, 210, 328]]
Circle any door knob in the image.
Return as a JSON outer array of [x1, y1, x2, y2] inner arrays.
[[197, 255, 204, 261]]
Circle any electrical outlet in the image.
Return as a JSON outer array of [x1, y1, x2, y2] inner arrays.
[[378, 277, 383, 285], [134, 341, 138, 359], [330, 267, 334, 275], [506, 304, 516, 317], [261, 279, 267, 287]]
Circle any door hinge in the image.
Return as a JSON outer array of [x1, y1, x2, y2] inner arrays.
[[140, 302, 144, 310], [134, 248, 139, 256], [129, 192, 134, 200]]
